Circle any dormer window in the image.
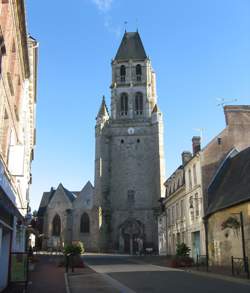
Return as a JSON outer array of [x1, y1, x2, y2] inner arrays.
[[135, 92, 143, 115], [120, 65, 126, 82], [120, 93, 128, 116], [136, 64, 142, 81]]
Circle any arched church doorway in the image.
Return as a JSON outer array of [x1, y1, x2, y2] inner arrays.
[[119, 219, 144, 255]]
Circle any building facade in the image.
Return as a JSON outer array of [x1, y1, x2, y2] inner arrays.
[[38, 182, 99, 252], [0, 0, 37, 290], [159, 105, 250, 261], [206, 147, 250, 266], [95, 32, 165, 253]]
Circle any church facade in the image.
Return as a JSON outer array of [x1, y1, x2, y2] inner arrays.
[[38, 32, 165, 254]]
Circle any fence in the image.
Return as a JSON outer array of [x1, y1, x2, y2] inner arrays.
[[231, 256, 249, 279], [196, 254, 209, 272]]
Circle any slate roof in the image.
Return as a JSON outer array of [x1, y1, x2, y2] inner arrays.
[[37, 189, 55, 217], [115, 32, 147, 61], [207, 147, 250, 215], [61, 185, 76, 202]]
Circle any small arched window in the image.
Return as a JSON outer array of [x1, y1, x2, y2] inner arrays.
[[136, 64, 142, 81], [120, 93, 128, 116], [135, 92, 143, 115], [120, 65, 126, 82], [80, 213, 90, 233], [52, 214, 61, 236]]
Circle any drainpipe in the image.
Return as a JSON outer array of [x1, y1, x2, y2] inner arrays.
[[203, 216, 209, 271]]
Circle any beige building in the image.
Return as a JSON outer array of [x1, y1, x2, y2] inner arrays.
[[159, 106, 250, 261], [0, 1, 37, 290], [206, 147, 250, 267]]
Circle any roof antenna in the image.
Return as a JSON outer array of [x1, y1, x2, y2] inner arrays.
[[124, 21, 128, 32], [136, 18, 139, 32]]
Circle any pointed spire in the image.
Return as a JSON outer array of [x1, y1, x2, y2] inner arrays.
[[152, 104, 159, 113], [114, 31, 147, 61], [96, 96, 109, 119]]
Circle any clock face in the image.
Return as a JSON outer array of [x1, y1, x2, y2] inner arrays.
[[128, 127, 135, 135]]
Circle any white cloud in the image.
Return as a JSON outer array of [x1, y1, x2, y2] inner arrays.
[[92, 0, 113, 12]]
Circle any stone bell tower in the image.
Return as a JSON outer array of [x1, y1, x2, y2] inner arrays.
[[95, 31, 165, 253]]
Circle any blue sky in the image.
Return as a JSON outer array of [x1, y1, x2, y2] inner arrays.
[[26, 0, 250, 210]]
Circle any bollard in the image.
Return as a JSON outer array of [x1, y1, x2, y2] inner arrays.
[[231, 256, 234, 276]]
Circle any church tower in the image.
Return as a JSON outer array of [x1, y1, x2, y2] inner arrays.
[[95, 32, 165, 253]]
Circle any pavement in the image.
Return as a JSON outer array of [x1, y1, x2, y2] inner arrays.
[[27, 255, 66, 293], [21, 254, 250, 293]]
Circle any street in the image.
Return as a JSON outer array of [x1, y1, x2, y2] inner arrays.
[[82, 254, 250, 293]]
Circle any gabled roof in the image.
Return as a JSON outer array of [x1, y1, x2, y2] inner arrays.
[[60, 184, 76, 202], [37, 189, 55, 217], [115, 32, 147, 61], [207, 147, 250, 216]]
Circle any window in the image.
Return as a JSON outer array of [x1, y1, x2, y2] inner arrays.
[[120, 65, 126, 82], [193, 164, 197, 186], [195, 193, 199, 217], [135, 92, 143, 115], [127, 190, 135, 204], [180, 199, 185, 219], [120, 93, 128, 116], [176, 202, 179, 220], [136, 64, 142, 81], [52, 214, 61, 236], [188, 169, 192, 190], [80, 213, 90, 233]]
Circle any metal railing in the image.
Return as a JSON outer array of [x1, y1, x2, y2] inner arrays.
[[196, 254, 209, 272], [231, 256, 249, 279]]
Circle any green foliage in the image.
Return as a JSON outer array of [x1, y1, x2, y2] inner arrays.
[[221, 217, 240, 230], [176, 242, 191, 257], [63, 242, 84, 255]]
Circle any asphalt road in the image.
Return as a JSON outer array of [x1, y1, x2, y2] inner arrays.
[[83, 254, 250, 293]]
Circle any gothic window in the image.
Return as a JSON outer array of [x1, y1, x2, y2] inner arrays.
[[80, 212, 90, 233], [120, 65, 126, 82], [135, 92, 143, 115], [120, 93, 128, 116], [136, 64, 142, 81], [52, 214, 61, 236]]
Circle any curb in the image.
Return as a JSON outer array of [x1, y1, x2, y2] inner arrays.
[[186, 269, 250, 286], [64, 272, 71, 293]]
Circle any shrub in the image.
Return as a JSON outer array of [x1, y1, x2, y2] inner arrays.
[[176, 243, 191, 257], [63, 242, 84, 255]]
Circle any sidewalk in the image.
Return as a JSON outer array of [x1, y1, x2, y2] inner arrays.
[[127, 255, 250, 286], [27, 255, 66, 293], [66, 266, 120, 293]]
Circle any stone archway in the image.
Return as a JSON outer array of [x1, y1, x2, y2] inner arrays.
[[118, 219, 144, 255]]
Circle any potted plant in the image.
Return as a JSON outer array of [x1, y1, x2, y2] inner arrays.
[[170, 243, 193, 267], [63, 242, 85, 268]]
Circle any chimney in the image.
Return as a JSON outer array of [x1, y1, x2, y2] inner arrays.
[[181, 151, 192, 165], [224, 105, 250, 126], [192, 136, 201, 155]]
